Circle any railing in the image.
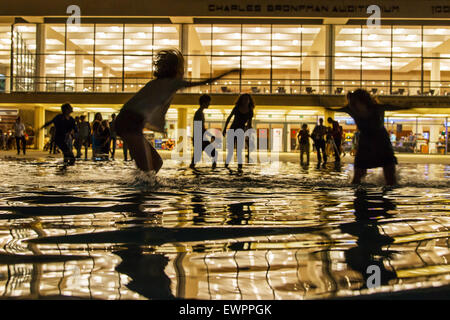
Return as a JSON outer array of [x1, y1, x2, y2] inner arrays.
[[3, 76, 450, 97]]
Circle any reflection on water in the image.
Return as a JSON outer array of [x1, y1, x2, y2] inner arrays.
[[0, 158, 449, 299]]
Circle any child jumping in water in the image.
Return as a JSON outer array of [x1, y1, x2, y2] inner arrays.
[[328, 89, 411, 186], [115, 49, 238, 174], [41, 103, 77, 166]]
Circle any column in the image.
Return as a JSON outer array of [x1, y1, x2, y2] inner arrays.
[[325, 25, 335, 95], [431, 53, 440, 95], [177, 107, 188, 157], [429, 124, 440, 154], [283, 121, 288, 152], [102, 66, 110, 92], [179, 24, 190, 76], [35, 24, 46, 92], [445, 117, 448, 155], [324, 109, 335, 122], [1, 66, 11, 92], [310, 51, 320, 93], [34, 106, 45, 150], [75, 50, 84, 92], [286, 123, 291, 152], [191, 50, 201, 93]]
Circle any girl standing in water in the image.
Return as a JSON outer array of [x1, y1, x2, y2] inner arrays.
[[115, 49, 238, 174], [328, 89, 411, 186], [222, 93, 255, 172]]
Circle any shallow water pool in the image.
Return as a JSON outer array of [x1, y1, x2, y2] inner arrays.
[[0, 158, 449, 299]]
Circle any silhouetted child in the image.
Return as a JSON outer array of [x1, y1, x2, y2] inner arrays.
[[115, 49, 238, 174], [297, 123, 313, 166], [190, 94, 217, 169], [328, 89, 412, 185], [312, 118, 328, 168], [41, 103, 76, 165]]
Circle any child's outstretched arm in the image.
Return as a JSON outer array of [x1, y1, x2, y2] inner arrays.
[[183, 69, 240, 88], [324, 105, 350, 114], [379, 102, 414, 111], [222, 109, 235, 136], [40, 117, 55, 131]]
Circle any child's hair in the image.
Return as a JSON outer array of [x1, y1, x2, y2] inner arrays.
[[199, 94, 211, 106], [302, 123, 308, 129], [61, 103, 73, 113], [347, 89, 377, 108], [235, 93, 255, 110], [153, 49, 184, 79]]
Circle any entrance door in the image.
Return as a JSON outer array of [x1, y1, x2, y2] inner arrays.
[[272, 128, 283, 152]]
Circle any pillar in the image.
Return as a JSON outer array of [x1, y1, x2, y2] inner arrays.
[[75, 50, 84, 92], [429, 124, 440, 154], [35, 24, 46, 92], [325, 25, 335, 95], [323, 109, 335, 122], [283, 121, 288, 152], [179, 24, 190, 76], [102, 66, 110, 92], [1, 66, 11, 92], [191, 50, 201, 93], [431, 53, 440, 95], [34, 106, 45, 150], [310, 51, 320, 93], [177, 107, 188, 156]]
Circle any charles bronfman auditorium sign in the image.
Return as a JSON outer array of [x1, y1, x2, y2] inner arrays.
[[204, 0, 449, 18], [0, 0, 449, 19]]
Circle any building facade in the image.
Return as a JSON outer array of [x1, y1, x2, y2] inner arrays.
[[0, 0, 449, 154]]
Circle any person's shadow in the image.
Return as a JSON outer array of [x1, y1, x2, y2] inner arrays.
[[226, 202, 253, 225], [114, 246, 176, 300], [339, 189, 397, 289]]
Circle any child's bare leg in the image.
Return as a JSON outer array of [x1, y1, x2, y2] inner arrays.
[[121, 133, 154, 172], [147, 139, 163, 173], [352, 167, 367, 184], [383, 164, 397, 186]]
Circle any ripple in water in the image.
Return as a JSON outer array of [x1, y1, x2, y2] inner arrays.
[[0, 158, 449, 299]]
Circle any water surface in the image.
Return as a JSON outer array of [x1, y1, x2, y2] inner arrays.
[[0, 158, 449, 299]]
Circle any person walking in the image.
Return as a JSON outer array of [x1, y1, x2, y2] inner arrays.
[[190, 94, 217, 169], [13, 117, 26, 155], [296, 123, 313, 166], [77, 115, 91, 160], [327, 117, 343, 163], [92, 112, 103, 158], [311, 118, 328, 168], [109, 113, 118, 159]]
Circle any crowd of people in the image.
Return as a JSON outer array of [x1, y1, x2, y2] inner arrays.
[[42, 108, 132, 165], [296, 117, 345, 168]]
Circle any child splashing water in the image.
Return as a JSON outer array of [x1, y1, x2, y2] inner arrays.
[[115, 49, 239, 178], [328, 89, 412, 186]]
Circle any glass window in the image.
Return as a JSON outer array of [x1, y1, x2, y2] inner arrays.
[[423, 26, 450, 96], [13, 24, 36, 92], [45, 24, 66, 91], [0, 25, 12, 92], [334, 25, 361, 94]]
